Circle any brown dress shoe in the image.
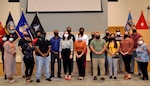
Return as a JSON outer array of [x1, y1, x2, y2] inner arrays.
[[22, 75, 26, 78], [101, 77, 105, 81]]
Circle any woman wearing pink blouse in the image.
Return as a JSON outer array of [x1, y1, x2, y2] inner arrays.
[[4, 34, 16, 82]]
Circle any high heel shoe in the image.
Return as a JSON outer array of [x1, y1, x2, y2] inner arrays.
[[65, 75, 68, 80], [124, 75, 128, 80], [26, 77, 33, 83], [26, 79, 33, 83], [9, 79, 15, 83], [128, 75, 132, 79], [67, 75, 71, 80]]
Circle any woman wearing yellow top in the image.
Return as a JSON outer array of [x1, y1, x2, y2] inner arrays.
[[106, 33, 120, 79]]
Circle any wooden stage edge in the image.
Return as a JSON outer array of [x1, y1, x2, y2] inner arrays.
[[0, 61, 150, 76]]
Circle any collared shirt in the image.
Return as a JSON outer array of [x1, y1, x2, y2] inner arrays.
[[50, 36, 61, 53], [90, 39, 106, 58], [35, 39, 50, 56], [130, 33, 142, 49], [59, 39, 73, 52], [136, 43, 150, 62]]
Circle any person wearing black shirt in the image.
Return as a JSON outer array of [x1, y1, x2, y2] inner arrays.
[[22, 36, 34, 83], [103, 29, 110, 75], [35, 32, 51, 83], [66, 27, 75, 73], [18, 31, 29, 78]]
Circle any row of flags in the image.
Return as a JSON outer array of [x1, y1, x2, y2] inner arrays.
[[0, 11, 45, 42], [0, 10, 149, 42], [125, 11, 148, 31]]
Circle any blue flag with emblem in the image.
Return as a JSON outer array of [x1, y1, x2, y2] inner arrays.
[[16, 12, 30, 38], [125, 12, 133, 32], [5, 12, 20, 42]]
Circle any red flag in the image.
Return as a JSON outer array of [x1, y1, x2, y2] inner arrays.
[[0, 22, 6, 42], [136, 11, 148, 29]]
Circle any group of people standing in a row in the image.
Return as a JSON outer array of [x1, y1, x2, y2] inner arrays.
[[100, 27, 150, 80], [0, 26, 149, 83]]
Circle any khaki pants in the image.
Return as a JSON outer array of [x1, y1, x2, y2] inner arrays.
[[92, 57, 105, 77]]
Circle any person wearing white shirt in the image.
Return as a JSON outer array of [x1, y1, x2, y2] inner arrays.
[[76, 27, 88, 76], [76, 27, 88, 45]]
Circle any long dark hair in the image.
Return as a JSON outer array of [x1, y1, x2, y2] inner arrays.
[[107, 33, 118, 49], [79, 27, 84, 36], [62, 31, 71, 40]]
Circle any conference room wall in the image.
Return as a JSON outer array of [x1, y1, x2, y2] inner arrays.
[[20, 0, 108, 32], [0, 0, 148, 31], [0, 0, 20, 26], [108, 0, 149, 26]]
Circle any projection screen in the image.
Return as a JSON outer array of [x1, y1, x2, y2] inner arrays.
[[27, 0, 102, 12]]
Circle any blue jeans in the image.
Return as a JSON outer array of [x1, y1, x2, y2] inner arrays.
[[107, 56, 119, 76], [36, 55, 50, 79], [131, 50, 141, 73]]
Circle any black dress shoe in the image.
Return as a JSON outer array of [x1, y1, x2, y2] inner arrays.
[[46, 77, 52, 81], [138, 73, 141, 76], [114, 77, 117, 79], [4, 74, 7, 80], [101, 77, 105, 81], [130, 72, 134, 74], [22, 75, 26, 78], [36, 79, 40, 83], [57, 75, 62, 78], [91, 72, 93, 76], [109, 76, 112, 79], [50, 75, 54, 78], [141, 77, 149, 80], [93, 76, 97, 80]]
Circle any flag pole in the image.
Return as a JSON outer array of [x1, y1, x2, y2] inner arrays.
[[35, 6, 37, 13], [22, 8, 34, 40], [129, 7, 131, 12], [9, 8, 11, 13], [35, 6, 39, 16], [21, 8, 24, 12], [5, 9, 11, 35]]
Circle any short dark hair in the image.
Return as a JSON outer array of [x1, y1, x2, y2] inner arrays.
[[116, 28, 120, 32], [79, 27, 84, 32]]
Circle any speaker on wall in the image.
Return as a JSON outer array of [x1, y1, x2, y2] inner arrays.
[[8, 0, 19, 2]]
